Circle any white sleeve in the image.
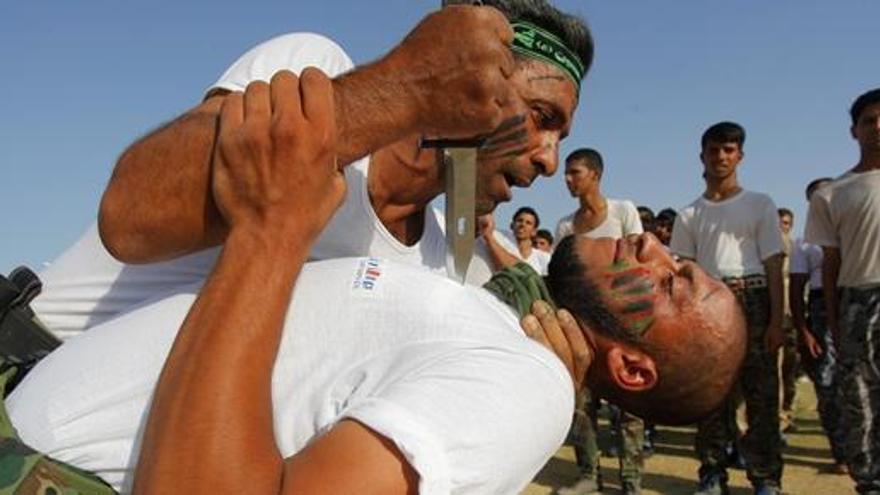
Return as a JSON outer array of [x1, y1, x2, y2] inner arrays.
[[756, 196, 784, 261], [554, 217, 573, 246], [341, 347, 573, 495], [621, 201, 645, 236], [669, 209, 696, 259], [789, 241, 809, 275], [209, 33, 355, 94], [804, 191, 838, 248]]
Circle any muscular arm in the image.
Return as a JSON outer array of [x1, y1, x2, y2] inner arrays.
[[133, 71, 417, 494], [821, 246, 841, 341], [101, 6, 514, 263], [763, 252, 785, 352]]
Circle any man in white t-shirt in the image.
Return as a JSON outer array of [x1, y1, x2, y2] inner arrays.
[[478, 207, 551, 277], [670, 121, 785, 495], [553, 147, 645, 495], [804, 88, 880, 494], [31, 2, 592, 342], [555, 148, 643, 243], [7, 76, 748, 494], [789, 177, 846, 473]]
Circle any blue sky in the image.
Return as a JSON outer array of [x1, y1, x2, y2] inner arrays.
[[1, 0, 878, 272]]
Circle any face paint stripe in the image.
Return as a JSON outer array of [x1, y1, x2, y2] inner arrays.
[[622, 299, 653, 315]]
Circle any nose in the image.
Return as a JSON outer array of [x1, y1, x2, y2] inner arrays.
[[637, 233, 676, 266], [532, 133, 561, 177]]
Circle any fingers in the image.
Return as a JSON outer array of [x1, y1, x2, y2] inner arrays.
[[522, 300, 590, 389], [557, 308, 591, 388], [244, 80, 271, 123], [270, 70, 301, 122], [218, 91, 245, 144], [299, 67, 336, 151]]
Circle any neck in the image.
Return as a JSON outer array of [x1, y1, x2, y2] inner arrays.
[[578, 190, 605, 211], [368, 138, 444, 245], [517, 238, 533, 258], [854, 151, 880, 172], [703, 174, 741, 201]]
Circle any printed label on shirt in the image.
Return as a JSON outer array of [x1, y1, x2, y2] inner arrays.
[[351, 257, 383, 294]]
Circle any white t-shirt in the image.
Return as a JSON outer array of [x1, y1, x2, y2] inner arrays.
[[789, 238, 823, 289], [31, 33, 470, 338], [670, 190, 783, 280], [554, 198, 643, 242], [804, 169, 880, 288], [9, 258, 573, 495], [463, 230, 551, 286]]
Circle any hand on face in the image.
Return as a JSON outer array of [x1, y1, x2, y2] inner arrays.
[[212, 69, 344, 241], [386, 5, 515, 140], [521, 300, 591, 391]]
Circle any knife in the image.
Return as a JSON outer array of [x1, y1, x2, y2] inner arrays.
[[420, 138, 483, 283]]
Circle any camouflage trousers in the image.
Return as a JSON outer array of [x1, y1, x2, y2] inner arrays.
[[800, 291, 846, 463], [569, 388, 643, 486], [780, 317, 800, 413], [838, 286, 880, 493], [695, 286, 783, 487]]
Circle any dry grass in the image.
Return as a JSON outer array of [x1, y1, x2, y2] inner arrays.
[[524, 379, 854, 494]]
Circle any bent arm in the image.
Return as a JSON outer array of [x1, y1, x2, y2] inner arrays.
[[101, 7, 515, 263]]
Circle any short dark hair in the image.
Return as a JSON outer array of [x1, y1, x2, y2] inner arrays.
[[656, 208, 677, 223], [535, 229, 553, 245], [777, 208, 793, 219], [806, 177, 832, 200], [701, 121, 746, 150], [850, 88, 880, 125], [637, 206, 654, 230], [566, 148, 604, 178], [513, 206, 540, 227], [443, 0, 594, 81]]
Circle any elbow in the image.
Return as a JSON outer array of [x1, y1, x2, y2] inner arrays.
[[98, 171, 151, 264]]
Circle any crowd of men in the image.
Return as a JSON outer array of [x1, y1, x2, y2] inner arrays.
[[482, 93, 880, 495], [0, 1, 877, 495]]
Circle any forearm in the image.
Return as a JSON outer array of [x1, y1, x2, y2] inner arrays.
[[133, 228, 307, 494], [822, 254, 841, 332], [763, 254, 785, 326], [483, 234, 521, 271], [101, 69, 421, 264], [789, 275, 809, 331]]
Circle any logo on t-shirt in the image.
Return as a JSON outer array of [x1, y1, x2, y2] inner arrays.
[[352, 258, 382, 292]]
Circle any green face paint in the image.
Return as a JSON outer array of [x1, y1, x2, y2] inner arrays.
[[601, 264, 656, 337]]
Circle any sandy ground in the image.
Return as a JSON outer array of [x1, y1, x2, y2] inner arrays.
[[523, 379, 854, 494]]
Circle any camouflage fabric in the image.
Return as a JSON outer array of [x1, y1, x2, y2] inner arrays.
[[838, 286, 880, 493], [482, 262, 555, 318], [568, 389, 644, 486], [780, 317, 799, 414], [803, 292, 845, 463], [0, 367, 116, 495], [695, 286, 783, 487]]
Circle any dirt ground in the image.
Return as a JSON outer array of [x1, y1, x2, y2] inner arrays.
[[523, 379, 854, 494]]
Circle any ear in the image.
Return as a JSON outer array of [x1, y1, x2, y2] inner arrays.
[[604, 345, 657, 392], [851, 124, 858, 140]]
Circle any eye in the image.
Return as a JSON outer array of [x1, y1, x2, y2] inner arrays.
[[531, 106, 556, 128], [663, 271, 674, 297]]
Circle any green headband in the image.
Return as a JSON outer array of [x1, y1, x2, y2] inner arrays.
[[510, 20, 585, 89]]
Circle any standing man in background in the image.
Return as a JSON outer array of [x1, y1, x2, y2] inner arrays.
[[481, 207, 552, 275], [670, 121, 785, 495], [777, 207, 799, 434], [805, 88, 880, 494], [790, 177, 846, 474], [557, 147, 645, 495]]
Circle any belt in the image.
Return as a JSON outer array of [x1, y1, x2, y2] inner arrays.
[[722, 274, 767, 290]]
